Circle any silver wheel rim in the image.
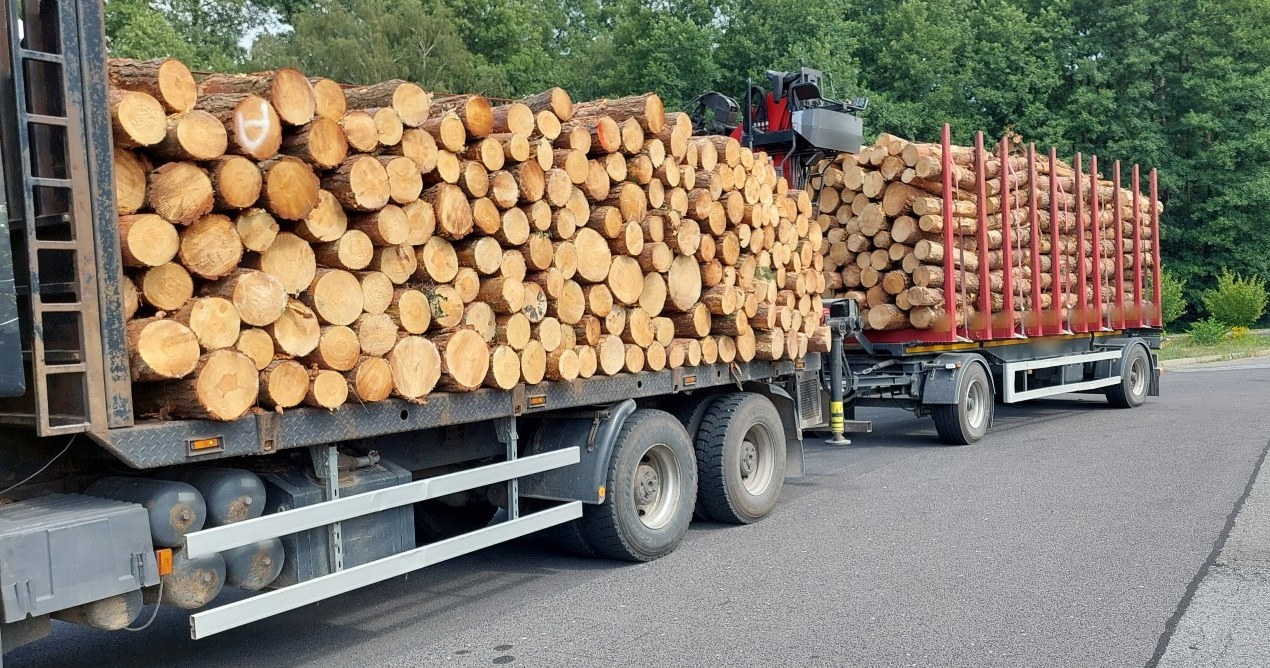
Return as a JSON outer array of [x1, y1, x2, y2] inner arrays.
[[739, 423, 777, 496], [633, 443, 680, 530], [1129, 357, 1147, 397], [965, 378, 987, 430]]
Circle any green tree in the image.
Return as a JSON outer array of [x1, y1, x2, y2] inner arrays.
[[252, 0, 503, 94], [105, 0, 197, 62], [1203, 269, 1268, 328]]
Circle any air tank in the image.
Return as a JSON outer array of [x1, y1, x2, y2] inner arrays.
[[222, 538, 286, 591], [167, 468, 267, 526], [150, 548, 225, 610], [85, 477, 206, 547], [51, 589, 143, 630]]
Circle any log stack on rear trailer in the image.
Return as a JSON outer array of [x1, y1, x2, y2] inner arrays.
[[813, 128, 1164, 340], [107, 58, 831, 421]]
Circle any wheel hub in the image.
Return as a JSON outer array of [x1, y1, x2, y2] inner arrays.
[[740, 441, 758, 478], [635, 464, 661, 506]]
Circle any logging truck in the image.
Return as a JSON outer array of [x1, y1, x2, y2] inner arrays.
[[0, 3, 1162, 661]]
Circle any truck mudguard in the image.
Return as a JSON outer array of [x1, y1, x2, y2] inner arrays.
[[519, 399, 638, 504], [921, 353, 994, 405]]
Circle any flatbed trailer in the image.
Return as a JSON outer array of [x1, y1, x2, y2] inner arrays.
[[0, 0, 826, 656]]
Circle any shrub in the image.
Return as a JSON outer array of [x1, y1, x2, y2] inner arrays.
[[1231, 325, 1251, 341], [1161, 271, 1186, 327], [1203, 269, 1267, 328], [1188, 318, 1228, 346]]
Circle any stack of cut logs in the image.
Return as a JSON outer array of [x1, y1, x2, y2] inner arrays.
[[814, 133, 1158, 332], [109, 58, 830, 421]]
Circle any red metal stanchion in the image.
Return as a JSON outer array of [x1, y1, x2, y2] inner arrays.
[[1049, 148, 1062, 335], [941, 123, 956, 342], [974, 132, 992, 339], [1074, 153, 1088, 332], [1112, 161, 1125, 329], [1131, 165, 1144, 328], [1150, 169, 1162, 326], [1090, 155, 1104, 330], [1027, 144, 1042, 337], [998, 137, 1015, 337]]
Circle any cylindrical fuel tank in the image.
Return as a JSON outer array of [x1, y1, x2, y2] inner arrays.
[[85, 477, 207, 547], [223, 538, 285, 591], [155, 548, 225, 610], [168, 468, 267, 526], [51, 589, 144, 630]]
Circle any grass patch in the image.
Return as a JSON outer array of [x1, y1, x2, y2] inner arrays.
[[1158, 333, 1270, 361]]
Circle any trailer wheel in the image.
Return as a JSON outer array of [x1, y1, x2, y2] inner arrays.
[[695, 393, 786, 524], [1106, 346, 1150, 408], [577, 409, 696, 562], [932, 363, 992, 445]]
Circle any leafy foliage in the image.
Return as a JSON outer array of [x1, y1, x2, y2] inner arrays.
[[1187, 318, 1228, 347], [1161, 271, 1186, 327], [1202, 269, 1268, 328]]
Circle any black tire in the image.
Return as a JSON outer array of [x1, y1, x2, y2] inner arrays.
[[414, 498, 499, 542], [695, 393, 787, 524], [1106, 346, 1150, 408], [668, 393, 723, 521], [576, 409, 697, 562], [932, 363, 993, 445]]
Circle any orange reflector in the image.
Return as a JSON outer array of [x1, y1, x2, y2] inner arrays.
[[189, 437, 222, 451], [597, 486, 606, 502], [528, 395, 546, 407], [683, 375, 697, 385], [156, 548, 173, 576]]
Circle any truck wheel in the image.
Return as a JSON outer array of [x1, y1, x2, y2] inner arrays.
[[695, 393, 786, 524], [932, 363, 992, 445], [1106, 346, 1150, 408], [577, 409, 696, 562], [669, 393, 722, 520]]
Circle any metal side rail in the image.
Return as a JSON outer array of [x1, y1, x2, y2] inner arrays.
[[1001, 349, 1122, 403], [182, 447, 581, 638]]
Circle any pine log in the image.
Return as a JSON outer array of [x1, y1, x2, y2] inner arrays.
[[114, 149, 149, 215], [485, 345, 523, 389], [199, 68, 315, 126], [344, 80, 431, 127], [259, 360, 309, 410], [211, 156, 263, 210], [140, 262, 194, 312], [134, 350, 259, 421], [573, 93, 665, 134], [434, 328, 491, 392], [428, 285, 465, 329], [282, 117, 348, 169], [108, 58, 197, 113], [153, 110, 227, 161], [294, 190, 349, 243], [235, 328, 275, 370], [149, 162, 213, 224], [127, 318, 200, 381], [323, 155, 390, 212], [196, 94, 283, 160], [251, 232, 316, 295], [389, 335, 441, 400], [339, 111, 378, 152], [433, 94, 494, 137], [258, 156, 321, 222], [178, 214, 243, 280], [313, 230, 373, 271], [119, 214, 179, 268], [346, 356, 394, 403], [353, 313, 397, 357], [305, 369, 349, 410], [108, 89, 166, 148], [523, 88, 574, 122], [302, 326, 361, 372]]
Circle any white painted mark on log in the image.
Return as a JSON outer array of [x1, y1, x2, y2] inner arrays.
[[236, 99, 274, 153]]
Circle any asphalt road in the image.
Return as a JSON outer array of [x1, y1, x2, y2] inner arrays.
[[9, 360, 1269, 668]]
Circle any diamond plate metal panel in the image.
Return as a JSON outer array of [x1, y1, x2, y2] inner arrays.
[[89, 359, 821, 469]]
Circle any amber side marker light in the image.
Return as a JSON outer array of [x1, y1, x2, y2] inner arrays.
[[156, 548, 173, 576]]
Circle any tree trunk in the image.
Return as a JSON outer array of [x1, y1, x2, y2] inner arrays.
[[305, 369, 349, 410], [434, 328, 491, 392], [323, 155, 390, 212], [282, 117, 348, 169], [109, 58, 197, 113], [134, 350, 259, 420], [119, 214, 179, 268], [388, 335, 441, 400], [199, 68, 316, 126], [259, 359, 309, 410], [108, 88, 166, 148], [196, 93, 282, 160], [344, 80, 431, 127], [347, 356, 394, 403], [152, 110, 227, 161]]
